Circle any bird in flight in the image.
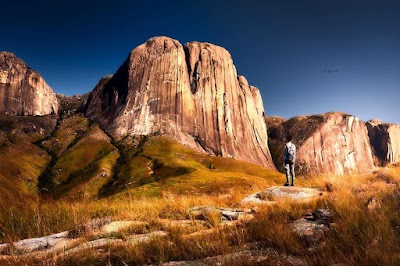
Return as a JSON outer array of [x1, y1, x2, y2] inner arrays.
[[321, 69, 339, 74]]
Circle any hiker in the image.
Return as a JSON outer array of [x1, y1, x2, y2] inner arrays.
[[283, 135, 296, 186]]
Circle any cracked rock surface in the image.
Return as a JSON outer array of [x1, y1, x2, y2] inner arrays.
[[0, 52, 58, 116], [85, 36, 274, 168]]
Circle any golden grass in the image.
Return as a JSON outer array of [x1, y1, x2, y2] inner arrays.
[[2, 165, 400, 265], [295, 166, 400, 265], [54, 166, 400, 265], [1, 134, 400, 265]]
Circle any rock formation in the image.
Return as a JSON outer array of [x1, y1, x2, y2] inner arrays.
[[366, 120, 400, 166], [265, 116, 287, 133], [85, 36, 274, 168], [291, 209, 333, 252], [57, 93, 89, 117], [0, 52, 58, 116], [267, 112, 375, 175], [241, 186, 323, 204]]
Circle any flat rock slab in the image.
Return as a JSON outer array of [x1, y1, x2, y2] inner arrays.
[[161, 248, 303, 266], [189, 206, 252, 222], [99, 220, 147, 235], [62, 230, 168, 257], [241, 186, 323, 204], [0, 231, 69, 255]]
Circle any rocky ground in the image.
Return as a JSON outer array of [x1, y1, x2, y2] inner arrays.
[[0, 186, 327, 265]]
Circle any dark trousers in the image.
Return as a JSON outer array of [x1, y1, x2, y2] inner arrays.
[[284, 163, 295, 185]]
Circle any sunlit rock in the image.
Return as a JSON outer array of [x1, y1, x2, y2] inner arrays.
[[0, 52, 58, 116], [267, 112, 375, 175], [85, 36, 274, 168], [366, 119, 400, 166]]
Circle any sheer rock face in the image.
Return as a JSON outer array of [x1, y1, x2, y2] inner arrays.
[[366, 120, 400, 166], [85, 36, 274, 168], [0, 52, 58, 116], [267, 113, 375, 175]]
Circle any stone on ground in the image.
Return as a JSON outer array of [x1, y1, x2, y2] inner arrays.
[[291, 209, 333, 252], [241, 186, 323, 204]]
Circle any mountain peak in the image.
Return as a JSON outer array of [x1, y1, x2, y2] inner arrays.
[[85, 37, 275, 168]]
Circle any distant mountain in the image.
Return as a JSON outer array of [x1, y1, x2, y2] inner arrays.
[[266, 112, 400, 175], [85, 36, 275, 169], [0, 52, 58, 116], [57, 93, 89, 118]]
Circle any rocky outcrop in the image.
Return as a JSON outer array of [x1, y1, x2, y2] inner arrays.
[[267, 112, 375, 175], [241, 186, 323, 204], [189, 206, 253, 222], [366, 120, 400, 166], [291, 209, 333, 252], [265, 116, 287, 134], [161, 246, 304, 266], [85, 36, 274, 168], [57, 93, 89, 118], [0, 52, 58, 116]]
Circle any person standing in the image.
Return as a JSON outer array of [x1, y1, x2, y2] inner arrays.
[[283, 135, 296, 186]]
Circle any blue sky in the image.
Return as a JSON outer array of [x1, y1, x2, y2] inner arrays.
[[2, 0, 399, 124]]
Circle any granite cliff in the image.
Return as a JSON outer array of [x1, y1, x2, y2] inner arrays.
[[85, 37, 274, 168], [0, 52, 58, 116], [267, 112, 375, 175], [367, 120, 400, 166]]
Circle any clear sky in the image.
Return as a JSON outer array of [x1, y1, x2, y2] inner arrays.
[[2, 0, 399, 124]]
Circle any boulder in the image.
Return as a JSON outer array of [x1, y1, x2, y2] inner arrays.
[[0, 231, 69, 255], [291, 209, 333, 251], [99, 221, 147, 235], [241, 186, 323, 204], [189, 206, 252, 222], [366, 196, 381, 210], [85, 36, 275, 168], [0, 52, 58, 116]]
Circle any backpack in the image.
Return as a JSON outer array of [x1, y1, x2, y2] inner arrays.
[[286, 144, 294, 163]]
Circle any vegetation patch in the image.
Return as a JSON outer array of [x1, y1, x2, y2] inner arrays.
[[0, 142, 50, 198]]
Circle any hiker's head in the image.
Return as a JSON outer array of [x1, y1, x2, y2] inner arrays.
[[287, 135, 293, 142]]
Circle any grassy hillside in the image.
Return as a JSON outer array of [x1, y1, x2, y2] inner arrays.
[[40, 114, 120, 200], [0, 127, 284, 243], [41, 113, 90, 157], [102, 135, 282, 199], [0, 114, 57, 146], [0, 113, 281, 204], [0, 143, 51, 242], [0, 142, 50, 201]]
